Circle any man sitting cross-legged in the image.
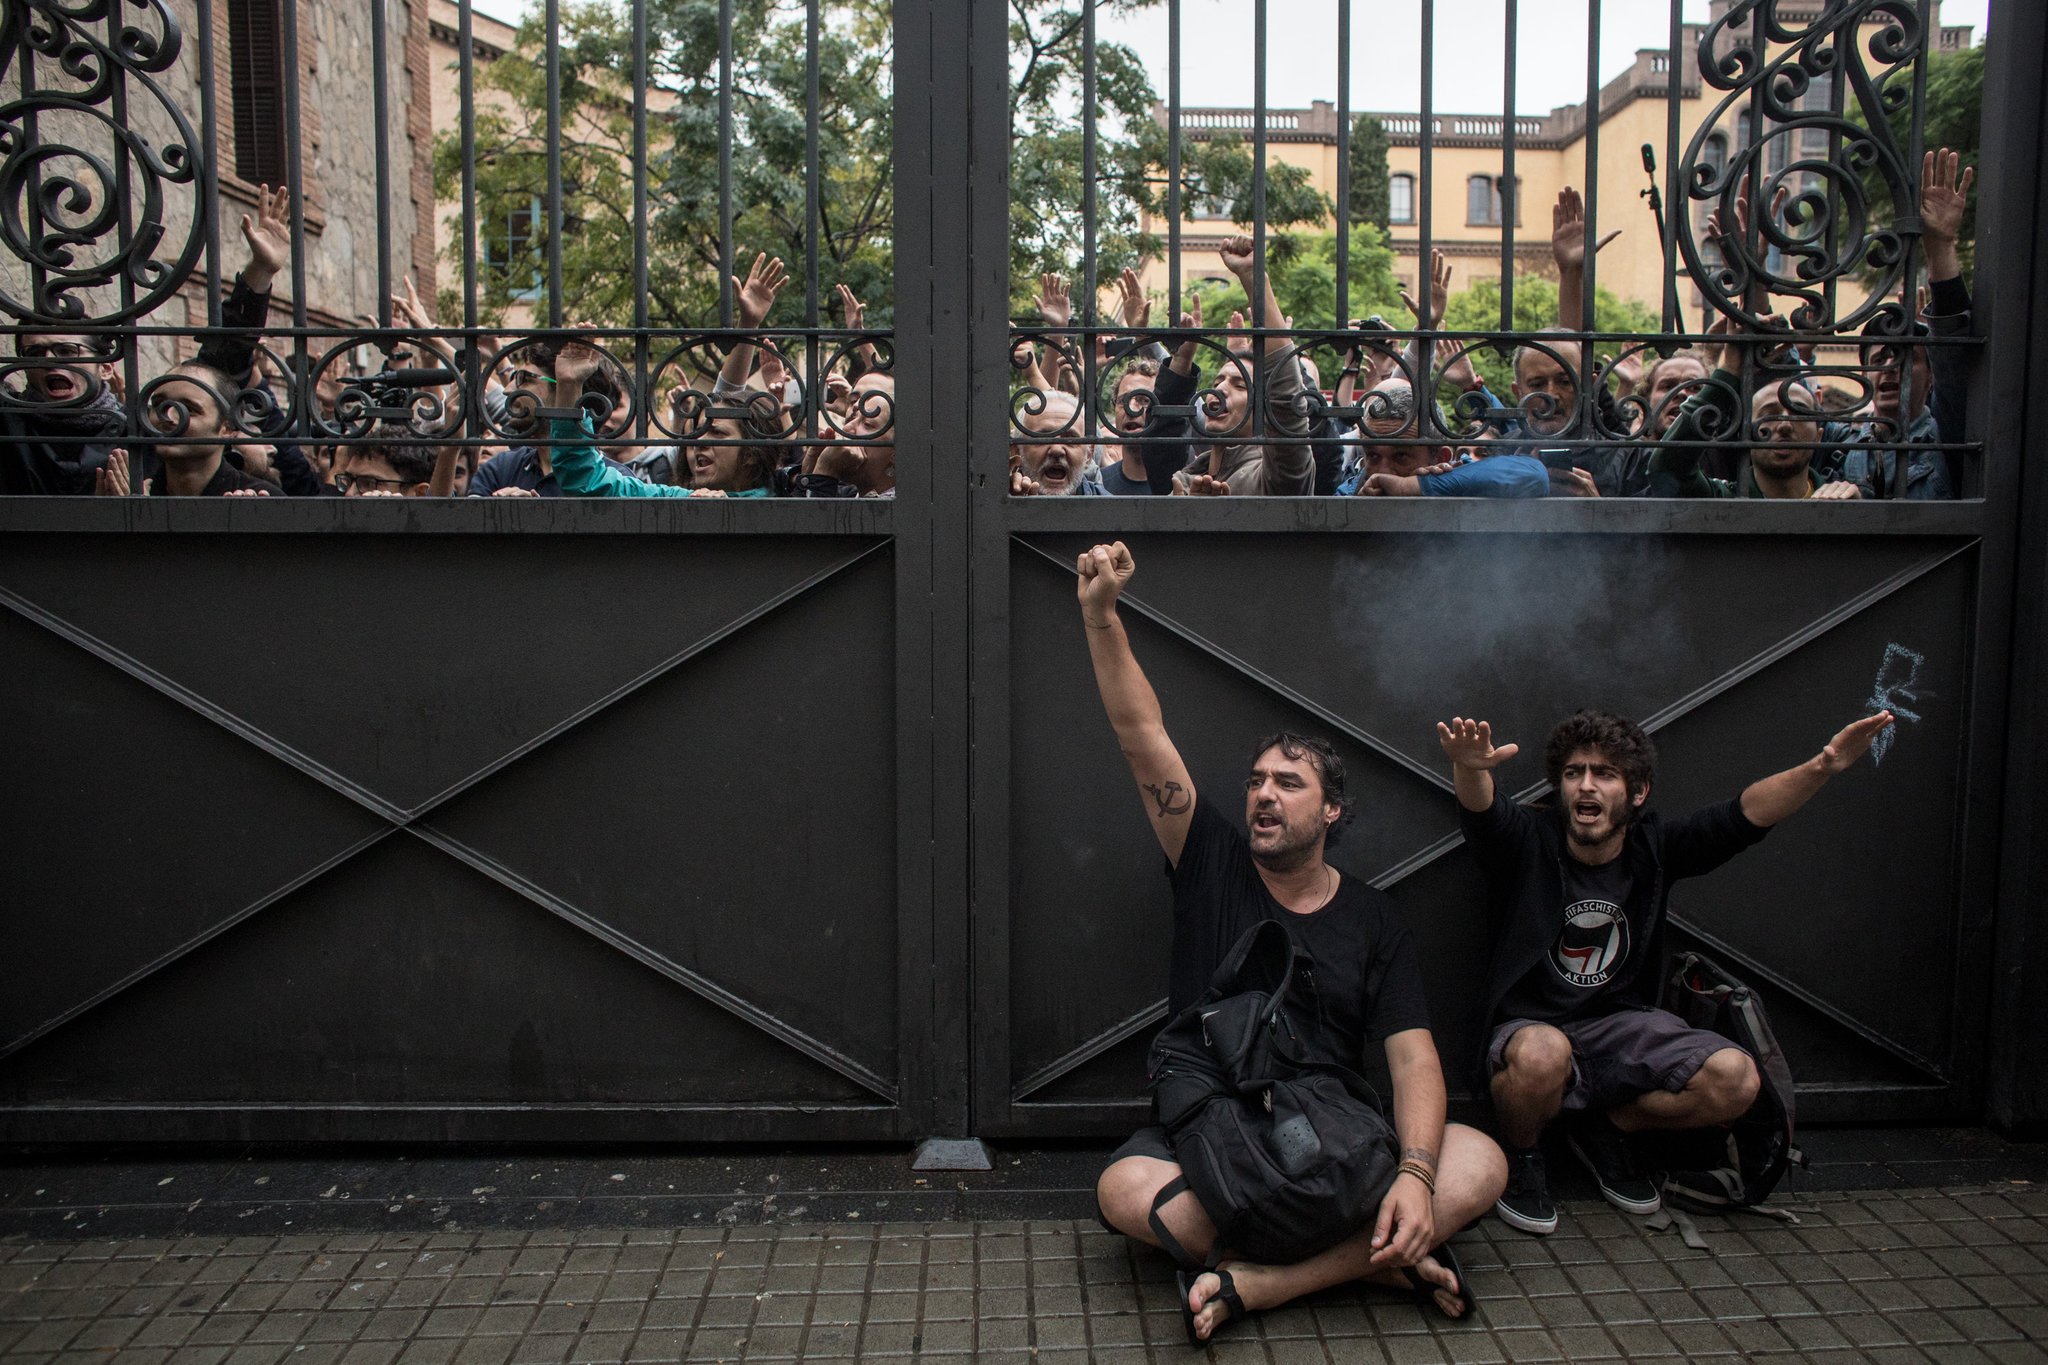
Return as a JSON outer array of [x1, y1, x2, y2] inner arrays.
[[1082, 541, 1506, 1342], [1437, 708, 1894, 1235]]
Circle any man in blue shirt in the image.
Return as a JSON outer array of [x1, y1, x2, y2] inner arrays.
[[1343, 380, 1548, 499]]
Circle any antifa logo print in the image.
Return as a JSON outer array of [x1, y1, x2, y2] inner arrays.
[[1551, 901, 1628, 987]]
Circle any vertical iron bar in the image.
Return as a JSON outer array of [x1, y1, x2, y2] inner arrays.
[[805, 0, 821, 330], [460, 0, 479, 438], [1501, 0, 1517, 333], [1580, 0, 1601, 337], [1082, 0, 1097, 432], [1167, 0, 1182, 312], [719, 0, 734, 327], [280, 0, 308, 439], [633, 0, 651, 438], [1252, 0, 1268, 441], [1823, 40, 1847, 333], [1416, 0, 1433, 403], [1335, 0, 1350, 317], [1662, 0, 1684, 335], [1896, 0, 1932, 499], [545, 0, 564, 328], [1736, 1, 1761, 460], [103, 6, 139, 414], [371, 0, 393, 329], [195, 0, 222, 326], [16, 25, 47, 316]]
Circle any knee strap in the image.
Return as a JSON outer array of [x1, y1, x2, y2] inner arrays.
[[1147, 1174, 1215, 1270]]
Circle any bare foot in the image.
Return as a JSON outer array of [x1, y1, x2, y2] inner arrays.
[[1366, 1249, 1466, 1319], [1188, 1260, 1270, 1340]]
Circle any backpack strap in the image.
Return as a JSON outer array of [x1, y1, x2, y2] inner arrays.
[[1147, 1175, 1215, 1271]]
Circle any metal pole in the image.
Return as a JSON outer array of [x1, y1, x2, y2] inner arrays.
[[719, 0, 735, 328], [195, 0, 222, 327], [1501, 0, 1517, 334], [545, 0, 564, 328], [1335, 0, 1350, 316], [371, 0, 393, 329], [1167, 0, 1182, 314], [634, 0, 651, 436]]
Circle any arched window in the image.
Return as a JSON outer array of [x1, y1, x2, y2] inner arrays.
[[1389, 174, 1415, 224]]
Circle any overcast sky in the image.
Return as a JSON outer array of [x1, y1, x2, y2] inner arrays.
[[467, 0, 1990, 117]]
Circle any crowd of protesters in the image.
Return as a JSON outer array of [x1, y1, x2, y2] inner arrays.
[[1010, 150, 1977, 503], [0, 151, 1973, 503]]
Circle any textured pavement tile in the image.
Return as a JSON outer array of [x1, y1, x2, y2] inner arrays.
[[0, 1187, 2040, 1364]]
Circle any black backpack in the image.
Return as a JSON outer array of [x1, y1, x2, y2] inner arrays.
[[1144, 919, 1400, 1267], [1654, 951, 1805, 1214]]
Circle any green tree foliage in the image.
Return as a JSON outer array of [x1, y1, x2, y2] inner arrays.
[[1848, 41, 1982, 280], [1008, 2, 1331, 317], [1346, 115, 1391, 231], [1441, 277, 1659, 394], [433, 0, 891, 328]]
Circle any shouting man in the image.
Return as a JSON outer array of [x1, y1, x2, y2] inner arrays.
[[1083, 540, 1505, 1341], [1437, 707, 1894, 1234]]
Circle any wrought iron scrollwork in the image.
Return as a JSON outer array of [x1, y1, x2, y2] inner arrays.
[[1680, 0, 1927, 334], [0, 0, 204, 325]]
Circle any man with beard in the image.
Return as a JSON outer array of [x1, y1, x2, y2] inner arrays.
[[1084, 541, 1506, 1342], [1437, 707, 1894, 1235], [1009, 391, 1106, 495], [1184, 235, 1314, 496]]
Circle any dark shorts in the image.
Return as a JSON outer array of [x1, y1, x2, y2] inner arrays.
[[1095, 1125, 1178, 1234], [1488, 1007, 1740, 1113]]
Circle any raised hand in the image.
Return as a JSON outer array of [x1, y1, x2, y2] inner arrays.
[[1551, 186, 1621, 274], [1075, 540, 1135, 624], [1036, 273, 1072, 329], [240, 183, 293, 293], [1436, 717, 1520, 770], [833, 282, 866, 330], [734, 253, 788, 329], [1604, 348, 1644, 394], [1400, 248, 1453, 329], [1117, 266, 1151, 331], [1435, 337, 1480, 393], [1009, 468, 1043, 496], [1920, 147, 1973, 280], [1817, 710, 1894, 774], [94, 447, 130, 497], [392, 273, 434, 330], [1218, 235, 1258, 281]]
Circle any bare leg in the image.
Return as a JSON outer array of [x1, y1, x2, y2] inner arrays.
[[1095, 1155, 1218, 1262], [1490, 1024, 1573, 1150], [1609, 1047, 1759, 1133], [1186, 1123, 1507, 1339]]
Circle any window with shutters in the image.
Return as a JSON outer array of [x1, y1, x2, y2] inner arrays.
[[227, 0, 288, 187], [1389, 174, 1414, 224]]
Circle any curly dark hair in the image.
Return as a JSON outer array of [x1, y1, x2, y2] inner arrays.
[[1247, 731, 1355, 848], [1544, 710, 1656, 800]]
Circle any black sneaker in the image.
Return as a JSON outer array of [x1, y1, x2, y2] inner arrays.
[[1495, 1146, 1559, 1235], [1567, 1113, 1662, 1215]]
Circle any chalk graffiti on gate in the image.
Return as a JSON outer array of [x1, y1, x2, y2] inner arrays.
[[1865, 643, 1925, 767]]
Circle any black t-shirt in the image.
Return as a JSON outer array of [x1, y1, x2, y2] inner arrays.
[[1497, 852, 1642, 1023], [1167, 797, 1432, 1068]]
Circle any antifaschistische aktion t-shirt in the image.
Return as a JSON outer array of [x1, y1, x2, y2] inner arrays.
[[1166, 796, 1432, 1070], [1496, 853, 1642, 1024]]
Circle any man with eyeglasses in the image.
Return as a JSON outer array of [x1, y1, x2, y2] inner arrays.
[[467, 343, 639, 497], [335, 441, 438, 497], [3, 183, 296, 495]]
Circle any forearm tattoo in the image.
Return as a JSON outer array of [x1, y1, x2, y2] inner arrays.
[[1142, 781, 1192, 818]]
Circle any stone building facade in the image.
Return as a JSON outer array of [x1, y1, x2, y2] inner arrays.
[[0, 0, 433, 377]]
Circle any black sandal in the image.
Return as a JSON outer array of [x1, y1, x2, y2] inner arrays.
[[1175, 1266, 1248, 1346], [1400, 1240, 1477, 1320]]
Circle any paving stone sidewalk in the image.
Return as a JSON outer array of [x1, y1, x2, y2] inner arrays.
[[1, 1183, 2044, 1364]]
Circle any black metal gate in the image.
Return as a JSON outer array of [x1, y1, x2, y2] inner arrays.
[[3, 0, 2047, 1145]]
